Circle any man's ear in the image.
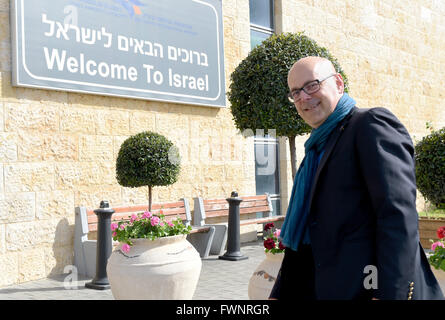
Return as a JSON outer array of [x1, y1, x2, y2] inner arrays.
[[335, 73, 345, 94]]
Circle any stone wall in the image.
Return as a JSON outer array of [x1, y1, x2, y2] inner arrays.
[[0, 0, 254, 287], [0, 0, 444, 287]]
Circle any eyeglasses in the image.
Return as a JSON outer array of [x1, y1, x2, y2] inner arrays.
[[288, 74, 337, 103]]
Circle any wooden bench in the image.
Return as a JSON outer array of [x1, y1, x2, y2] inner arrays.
[[74, 199, 215, 277], [192, 193, 285, 253]]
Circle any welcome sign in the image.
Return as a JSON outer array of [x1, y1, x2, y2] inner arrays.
[[11, 0, 226, 107]]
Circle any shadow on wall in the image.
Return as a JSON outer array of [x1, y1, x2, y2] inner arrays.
[[49, 218, 75, 279]]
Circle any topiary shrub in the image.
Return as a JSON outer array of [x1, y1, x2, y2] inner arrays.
[[228, 32, 349, 178], [415, 127, 445, 208], [116, 131, 181, 211]]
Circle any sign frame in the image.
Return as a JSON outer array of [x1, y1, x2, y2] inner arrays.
[[11, 0, 226, 108]]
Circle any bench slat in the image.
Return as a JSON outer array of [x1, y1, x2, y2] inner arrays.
[[87, 202, 185, 216], [203, 195, 267, 203], [204, 205, 271, 218], [87, 213, 188, 225], [203, 200, 268, 212], [239, 215, 285, 226], [203, 195, 267, 206]]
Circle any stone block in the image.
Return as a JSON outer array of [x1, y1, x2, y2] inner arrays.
[[0, 192, 35, 224], [49, 218, 74, 248], [0, 132, 17, 161], [121, 186, 150, 207], [168, 182, 194, 202], [129, 111, 156, 134], [6, 221, 39, 252], [96, 109, 130, 135], [113, 135, 129, 161], [0, 71, 16, 101], [79, 135, 113, 161], [0, 224, 4, 254], [0, 252, 18, 287], [156, 113, 189, 141], [18, 248, 46, 283], [15, 87, 67, 105], [178, 164, 202, 184], [60, 108, 98, 134], [0, 0, 9, 12], [17, 131, 78, 161], [224, 163, 244, 182], [5, 219, 72, 253], [74, 184, 122, 208], [0, 102, 3, 131], [36, 190, 75, 220], [5, 102, 59, 132], [55, 161, 115, 190], [4, 163, 54, 193], [44, 245, 74, 276]]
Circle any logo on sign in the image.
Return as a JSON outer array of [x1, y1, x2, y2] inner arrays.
[[114, 0, 146, 17]]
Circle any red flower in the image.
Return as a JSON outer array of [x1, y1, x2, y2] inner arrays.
[[263, 238, 275, 250], [437, 226, 445, 239], [264, 223, 275, 232], [278, 241, 286, 250]]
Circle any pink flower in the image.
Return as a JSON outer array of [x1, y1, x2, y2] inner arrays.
[[167, 221, 174, 227], [130, 214, 138, 223], [119, 224, 126, 230], [142, 211, 152, 219], [112, 231, 117, 237], [431, 241, 445, 251], [151, 216, 160, 226], [160, 222, 165, 227], [111, 223, 118, 231], [273, 229, 281, 238], [122, 244, 131, 253]]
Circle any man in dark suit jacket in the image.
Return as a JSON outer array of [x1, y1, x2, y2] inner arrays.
[[270, 56, 444, 300]]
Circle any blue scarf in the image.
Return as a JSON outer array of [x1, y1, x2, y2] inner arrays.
[[279, 93, 356, 251]]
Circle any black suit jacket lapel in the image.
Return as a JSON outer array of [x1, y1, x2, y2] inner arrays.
[[306, 107, 357, 214]]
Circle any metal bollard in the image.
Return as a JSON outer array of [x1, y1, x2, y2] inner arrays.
[[85, 200, 115, 290], [219, 191, 248, 261]]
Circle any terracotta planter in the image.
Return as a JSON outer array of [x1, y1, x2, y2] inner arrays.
[[418, 218, 445, 249], [106, 234, 202, 300], [248, 251, 284, 300]]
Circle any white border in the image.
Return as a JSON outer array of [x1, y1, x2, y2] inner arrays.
[[13, 0, 225, 107]]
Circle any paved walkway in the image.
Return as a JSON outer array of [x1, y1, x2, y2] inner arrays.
[[0, 240, 265, 300], [0, 241, 444, 300]]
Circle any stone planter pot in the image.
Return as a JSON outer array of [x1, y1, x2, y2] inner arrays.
[[431, 267, 445, 283], [106, 234, 202, 300], [419, 217, 445, 249], [248, 251, 284, 300]]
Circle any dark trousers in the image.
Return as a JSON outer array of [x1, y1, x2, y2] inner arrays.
[[278, 244, 317, 300]]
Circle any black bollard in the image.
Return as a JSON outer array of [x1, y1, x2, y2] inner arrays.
[[219, 191, 248, 261], [85, 200, 115, 290]]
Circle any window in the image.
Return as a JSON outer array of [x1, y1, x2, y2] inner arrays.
[[249, 0, 280, 216], [254, 135, 281, 217], [249, 0, 274, 49]]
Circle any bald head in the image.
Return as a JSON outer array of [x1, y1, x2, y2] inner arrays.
[[287, 56, 345, 128], [288, 56, 338, 88]]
